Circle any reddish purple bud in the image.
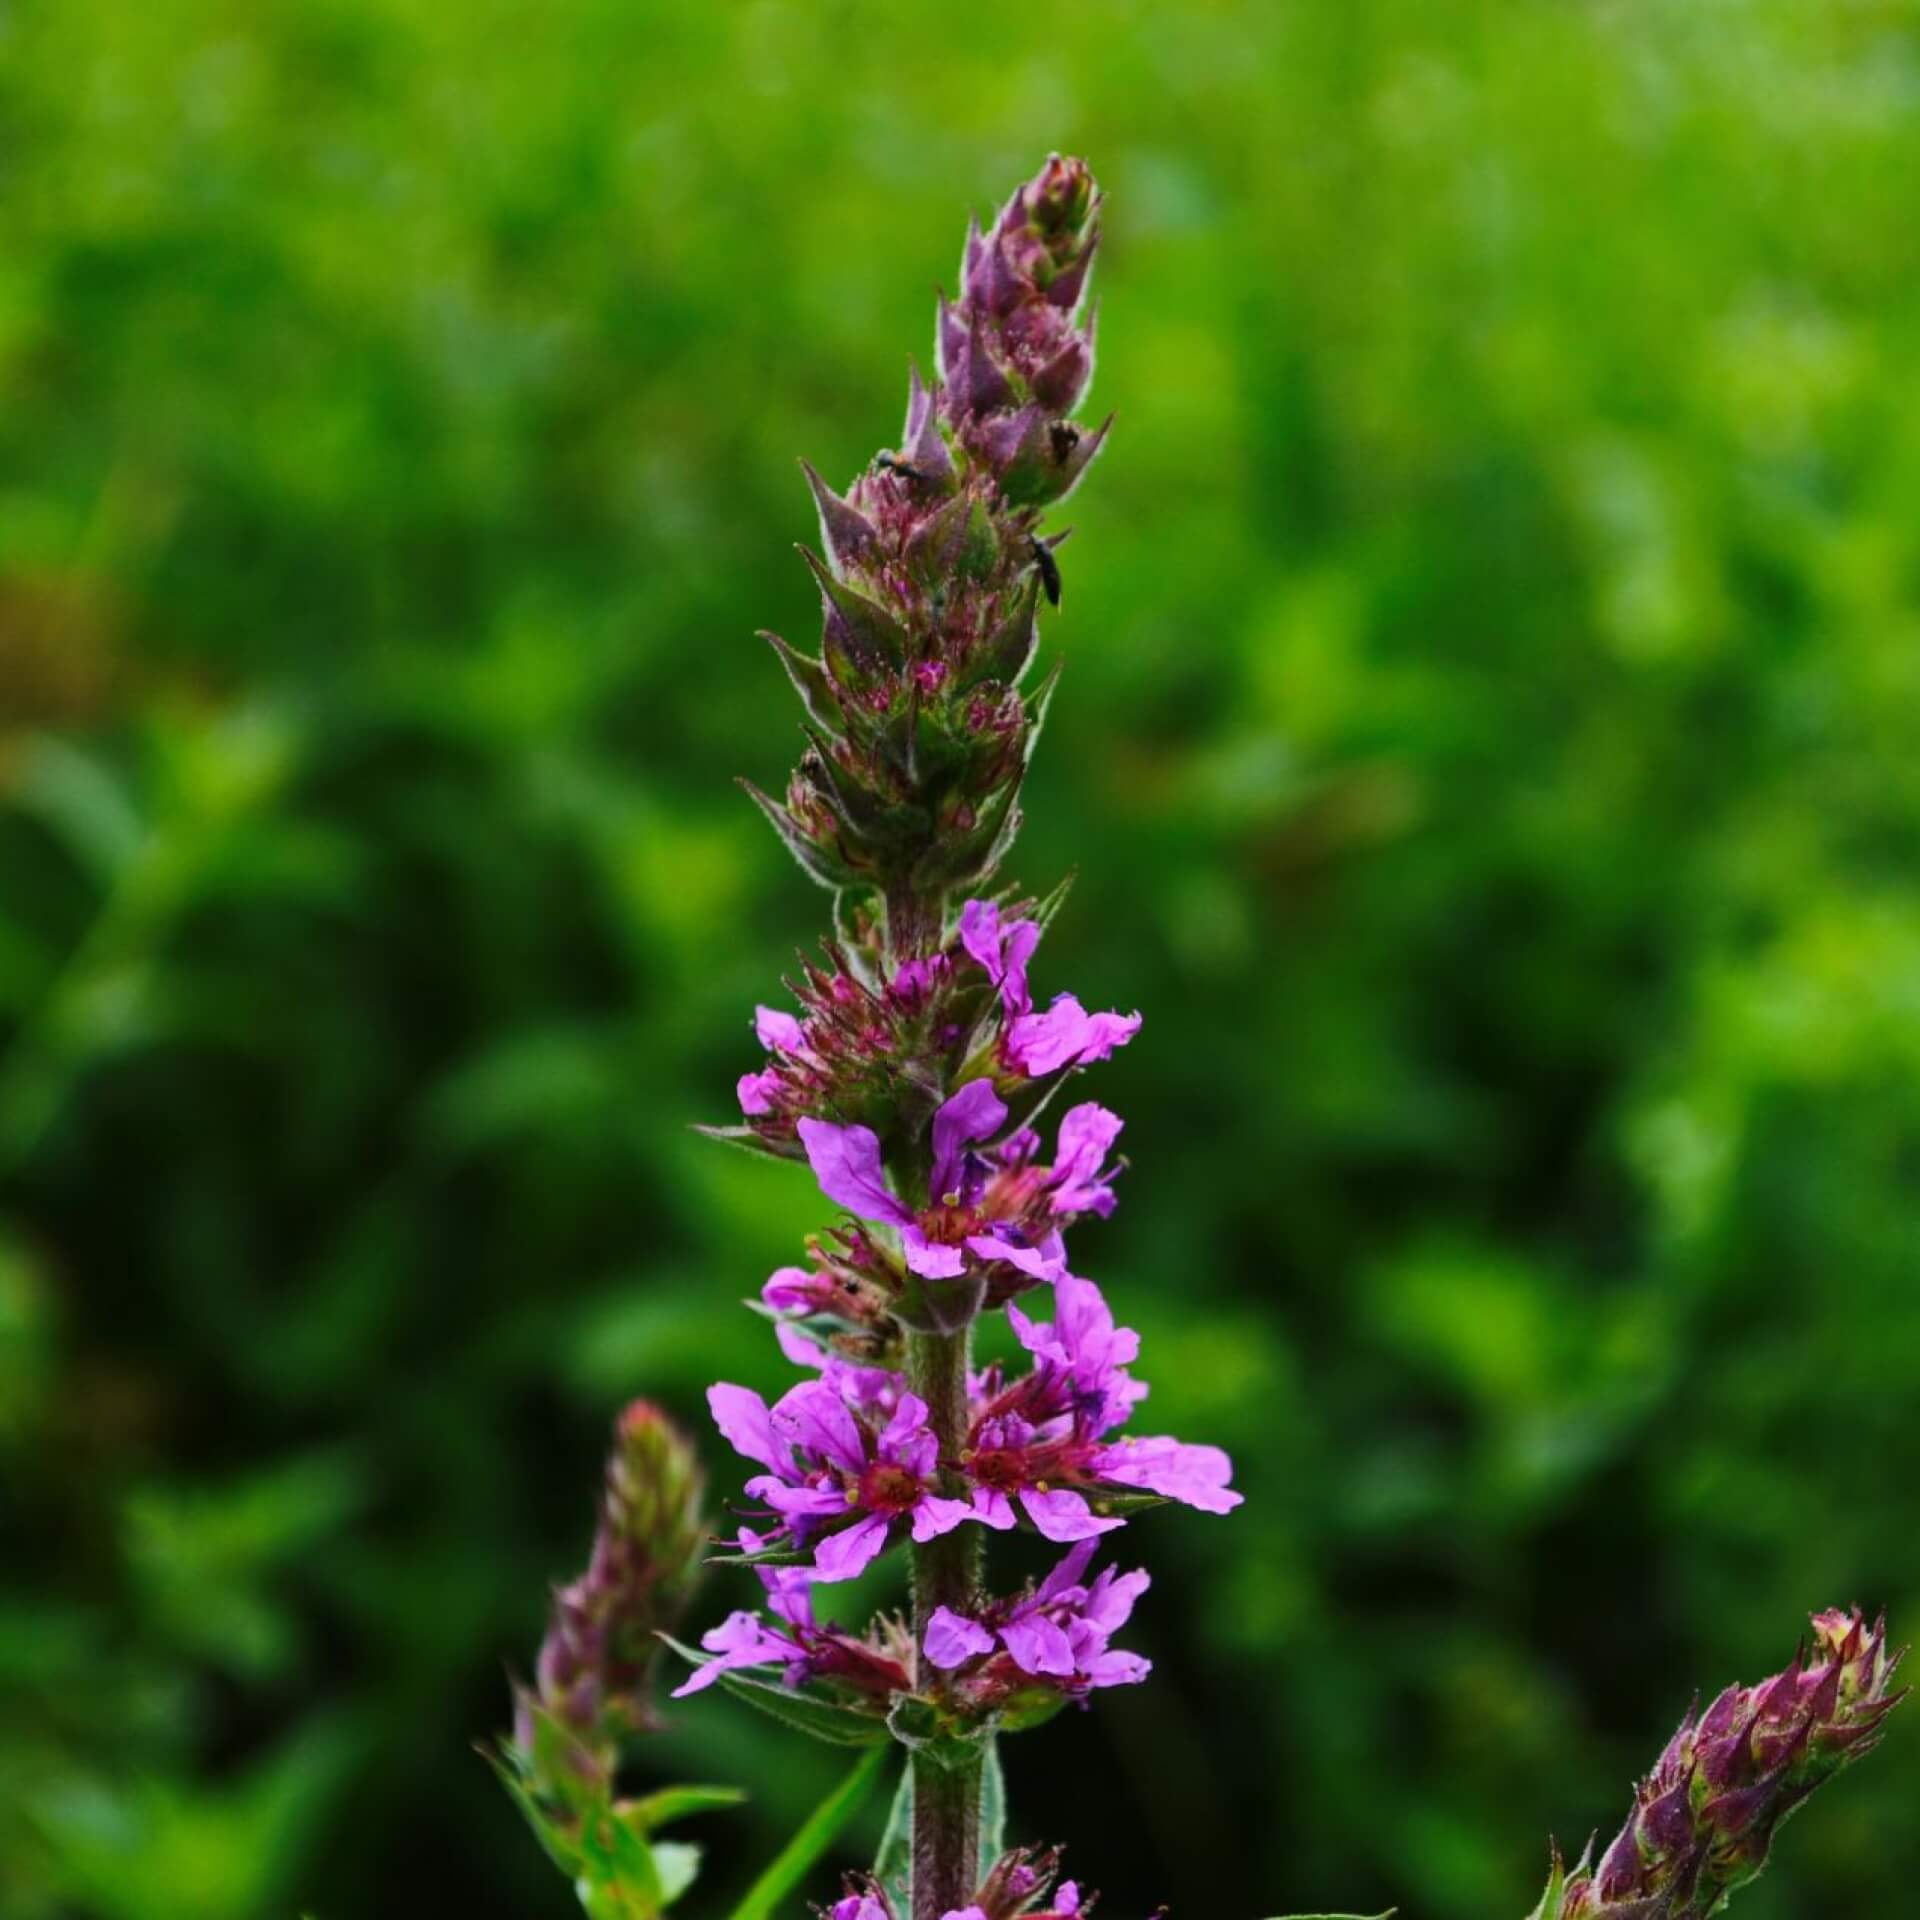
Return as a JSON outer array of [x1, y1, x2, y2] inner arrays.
[[1534, 1608, 1907, 1920], [517, 1401, 707, 1767]]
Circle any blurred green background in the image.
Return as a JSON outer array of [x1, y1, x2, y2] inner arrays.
[[3, 0, 1917, 1914]]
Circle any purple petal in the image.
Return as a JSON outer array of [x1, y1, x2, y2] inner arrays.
[[1034, 1539, 1100, 1603], [958, 898, 1038, 1016], [1020, 1487, 1123, 1542], [1000, 1611, 1078, 1677], [1005, 995, 1093, 1076], [1050, 1102, 1124, 1215], [1082, 1565, 1151, 1634], [967, 1231, 1067, 1281], [970, 1487, 1018, 1530], [708, 1384, 779, 1470], [959, 897, 1005, 975], [671, 1613, 793, 1696], [762, 1266, 821, 1312], [913, 1494, 975, 1540], [798, 1117, 913, 1226], [1005, 1298, 1052, 1362], [812, 1512, 891, 1581], [1078, 1650, 1152, 1689], [758, 1564, 819, 1627], [901, 1227, 969, 1279], [738, 1069, 782, 1116], [774, 1323, 829, 1373], [1077, 1009, 1142, 1062], [1006, 995, 1140, 1076], [1055, 1272, 1141, 1371], [771, 1378, 867, 1474], [879, 1392, 935, 1472], [1098, 1437, 1242, 1513], [924, 1606, 997, 1670], [754, 1005, 806, 1052], [749, 1477, 847, 1519], [931, 1078, 1008, 1199]]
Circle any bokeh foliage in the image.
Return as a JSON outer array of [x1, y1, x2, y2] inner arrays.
[[3, 1, 1917, 1914]]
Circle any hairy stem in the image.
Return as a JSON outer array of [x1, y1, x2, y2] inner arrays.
[[907, 1323, 981, 1920], [885, 883, 942, 962]]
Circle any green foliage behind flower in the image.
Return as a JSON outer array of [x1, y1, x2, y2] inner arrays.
[[1, 2, 1915, 1916]]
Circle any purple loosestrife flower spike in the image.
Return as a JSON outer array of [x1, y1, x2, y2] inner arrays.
[[1529, 1607, 1907, 1920], [691, 156, 1242, 1920], [516, 1399, 707, 1758]]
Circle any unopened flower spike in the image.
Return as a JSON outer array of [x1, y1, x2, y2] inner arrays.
[[515, 1397, 706, 1755], [496, 1402, 742, 1910], [1528, 1607, 1907, 1920]]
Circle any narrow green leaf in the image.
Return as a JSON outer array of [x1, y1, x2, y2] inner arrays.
[[660, 1636, 891, 1747], [727, 1744, 889, 1920], [579, 1801, 665, 1911], [703, 1541, 810, 1569], [873, 1761, 912, 1917], [870, 1743, 997, 1914], [627, 1785, 748, 1832], [978, 1737, 1006, 1874]]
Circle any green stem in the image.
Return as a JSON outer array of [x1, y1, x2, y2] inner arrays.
[[907, 1324, 982, 1920], [885, 882, 941, 961]]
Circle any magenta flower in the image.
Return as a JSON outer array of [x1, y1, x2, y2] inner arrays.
[[956, 1274, 1242, 1539], [671, 1540, 910, 1701], [959, 897, 1141, 1080], [706, 1377, 972, 1579], [923, 1539, 1151, 1698], [959, 898, 1041, 1013], [796, 1084, 1126, 1296], [1005, 997, 1142, 1078]]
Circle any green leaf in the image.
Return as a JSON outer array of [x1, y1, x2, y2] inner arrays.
[[726, 1744, 889, 1920], [577, 1802, 665, 1911], [626, 1785, 748, 1832], [978, 1738, 1005, 1874], [873, 1763, 912, 1918], [702, 1541, 810, 1569], [1261, 1911, 1396, 1918], [660, 1636, 891, 1747]]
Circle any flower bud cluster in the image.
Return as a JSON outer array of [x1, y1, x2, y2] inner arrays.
[[745, 157, 1107, 914], [1531, 1608, 1908, 1920]]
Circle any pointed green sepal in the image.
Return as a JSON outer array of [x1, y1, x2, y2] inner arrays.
[[739, 779, 862, 891], [801, 545, 911, 671], [762, 631, 845, 737]]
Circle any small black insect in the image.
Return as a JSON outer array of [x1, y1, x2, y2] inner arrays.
[[875, 452, 930, 484], [1030, 535, 1062, 607]]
